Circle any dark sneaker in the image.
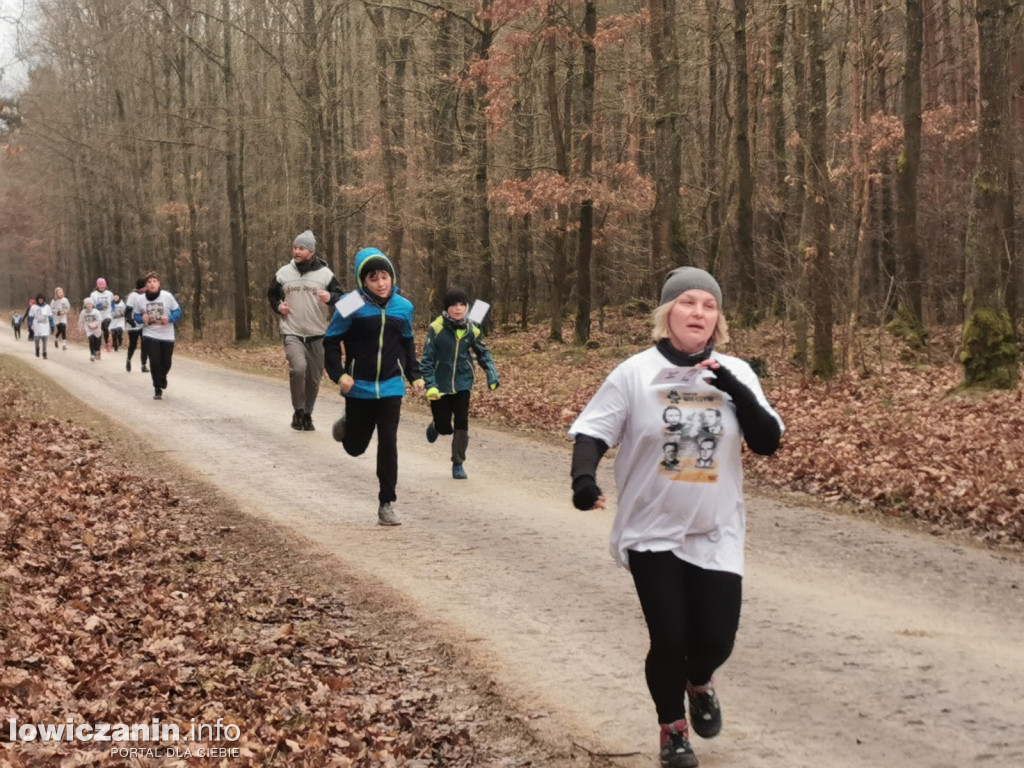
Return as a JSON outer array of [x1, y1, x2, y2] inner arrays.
[[687, 681, 722, 739], [377, 502, 401, 526], [291, 410, 304, 431], [452, 463, 467, 479], [332, 416, 346, 443], [426, 421, 438, 443], [141, 364, 149, 372], [302, 413, 315, 431], [126, 359, 131, 372], [154, 388, 162, 400], [660, 721, 699, 768]]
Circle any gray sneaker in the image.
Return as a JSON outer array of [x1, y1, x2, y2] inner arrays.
[[377, 502, 401, 526]]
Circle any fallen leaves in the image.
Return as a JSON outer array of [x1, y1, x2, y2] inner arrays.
[[0, 379, 498, 766]]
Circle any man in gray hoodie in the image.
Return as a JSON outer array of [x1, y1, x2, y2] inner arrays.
[[267, 230, 343, 431]]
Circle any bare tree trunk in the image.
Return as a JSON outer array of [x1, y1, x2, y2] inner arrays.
[[703, 0, 723, 277], [960, 0, 1018, 390], [574, 0, 596, 345], [473, 10, 495, 306], [545, 8, 569, 342], [428, 9, 458, 309], [806, 0, 833, 377], [732, 0, 756, 322], [649, 0, 686, 298], [895, 0, 925, 340], [766, 1, 789, 318], [223, 0, 250, 341]]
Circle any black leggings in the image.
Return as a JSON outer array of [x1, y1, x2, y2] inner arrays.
[[54, 323, 67, 342], [341, 396, 402, 504], [429, 389, 471, 434], [628, 550, 742, 724], [126, 330, 147, 364]]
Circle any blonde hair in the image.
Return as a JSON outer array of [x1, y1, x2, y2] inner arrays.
[[650, 302, 730, 346]]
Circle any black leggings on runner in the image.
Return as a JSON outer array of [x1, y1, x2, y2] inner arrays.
[[126, 330, 147, 366], [628, 549, 742, 724], [54, 323, 67, 342]]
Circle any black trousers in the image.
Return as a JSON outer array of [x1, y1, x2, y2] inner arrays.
[[54, 323, 67, 342], [429, 389, 471, 433], [126, 330, 147, 365], [341, 396, 402, 504], [628, 549, 742, 724], [142, 337, 174, 390]]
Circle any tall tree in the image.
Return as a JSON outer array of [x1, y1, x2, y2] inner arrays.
[[805, 0, 834, 377], [959, 0, 1018, 390], [648, 0, 686, 297], [573, 0, 596, 345], [732, 0, 756, 322], [895, 0, 924, 340], [222, 0, 250, 341]]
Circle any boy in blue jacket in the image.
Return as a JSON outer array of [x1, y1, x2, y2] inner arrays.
[[421, 286, 499, 479], [325, 248, 424, 526]]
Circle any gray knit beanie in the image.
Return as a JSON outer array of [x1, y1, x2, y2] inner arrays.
[[659, 266, 723, 307], [293, 229, 316, 252]]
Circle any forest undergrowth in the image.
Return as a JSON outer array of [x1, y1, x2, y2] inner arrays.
[[182, 310, 1024, 548]]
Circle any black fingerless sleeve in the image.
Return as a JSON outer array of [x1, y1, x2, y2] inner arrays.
[[709, 366, 782, 456]]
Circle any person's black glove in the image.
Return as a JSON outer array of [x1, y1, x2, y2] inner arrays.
[[572, 475, 602, 510], [707, 363, 744, 398]]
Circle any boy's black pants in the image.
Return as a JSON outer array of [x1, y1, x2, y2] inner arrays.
[[341, 396, 402, 504], [142, 337, 174, 390]]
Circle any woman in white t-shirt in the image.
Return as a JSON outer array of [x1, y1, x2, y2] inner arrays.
[[136, 271, 181, 400], [568, 267, 784, 768]]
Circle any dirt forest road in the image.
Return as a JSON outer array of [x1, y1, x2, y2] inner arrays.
[[5, 331, 1024, 768]]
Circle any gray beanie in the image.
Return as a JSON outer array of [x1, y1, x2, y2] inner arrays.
[[293, 229, 316, 252], [660, 266, 723, 307]]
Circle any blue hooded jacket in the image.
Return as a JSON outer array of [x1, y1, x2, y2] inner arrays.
[[324, 248, 421, 399]]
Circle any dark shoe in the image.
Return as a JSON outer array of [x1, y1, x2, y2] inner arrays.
[[452, 463, 467, 479], [291, 410, 304, 431], [141, 364, 149, 372], [302, 413, 315, 431], [687, 681, 722, 739], [154, 388, 162, 400], [42, 353, 47, 359], [126, 359, 131, 372], [377, 502, 401, 526], [426, 421, 438, 443], [332, 416, 346, 443], [660, 721, 699, 768]]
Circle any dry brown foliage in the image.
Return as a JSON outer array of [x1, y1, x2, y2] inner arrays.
[[0, 376, 540, 766]]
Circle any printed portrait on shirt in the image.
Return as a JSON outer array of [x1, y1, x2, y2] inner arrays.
[[657, 388, 722, 483]]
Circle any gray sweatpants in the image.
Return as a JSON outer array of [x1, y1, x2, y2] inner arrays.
[[283, 335, 325, 413]]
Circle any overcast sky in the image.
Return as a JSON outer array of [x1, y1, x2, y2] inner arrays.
[[1, 0, 31, 94]]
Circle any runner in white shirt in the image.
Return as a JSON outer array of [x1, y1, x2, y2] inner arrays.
[[569, 267, 783, 768], [89, 277, 115, 353], [124, 278, 149, 373], [28, 294, 54, 359], [136, 271, 181, 400], [51, 287, 71, 350]]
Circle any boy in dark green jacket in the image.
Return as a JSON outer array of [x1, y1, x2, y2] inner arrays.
[[420, 287, 499, 479]]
